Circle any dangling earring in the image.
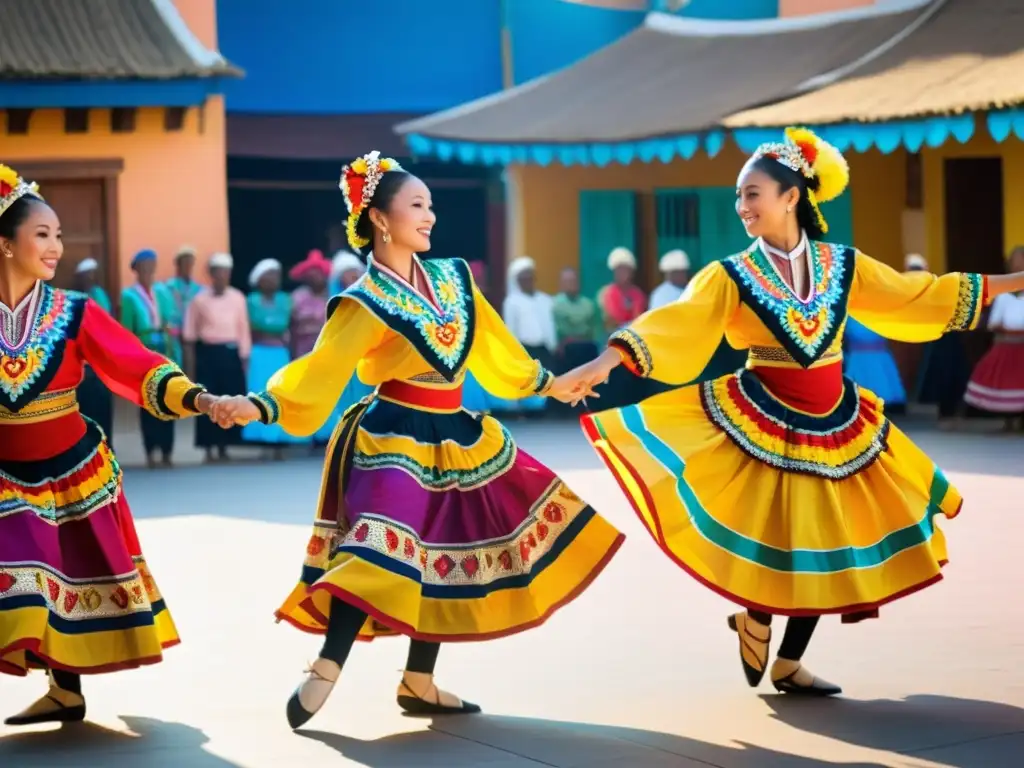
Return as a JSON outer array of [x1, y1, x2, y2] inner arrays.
[[382, 232, 391, 244], [2, 249, 11, 259]]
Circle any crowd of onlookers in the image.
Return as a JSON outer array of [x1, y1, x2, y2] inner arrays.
[[73, 241, 1024, 469]]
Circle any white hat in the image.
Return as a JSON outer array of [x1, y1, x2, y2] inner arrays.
[[209, 252, 233, 270], [659, 249, 690, 273], [248, 258, 281, 288], [75, 257, 99, 274], [331, 250, 363, 278], [904, 253, 928, 271], [509, 256, 535, 280], [607, 247, 636, 271], [175, 244, 197, 260]]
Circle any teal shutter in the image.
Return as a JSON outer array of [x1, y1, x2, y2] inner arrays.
[[819, 193, 853, 246], [654, 189, 702, 268], [697, 187, 755, 264], [578, 190, 637, 301]]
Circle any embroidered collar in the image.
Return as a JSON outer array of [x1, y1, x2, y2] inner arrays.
[[343, 257, 475, 381], [0, 280, 42, 351], [759, 232, 808, 263], [0, 284, 86, 411], [721, 240, 854, 368]]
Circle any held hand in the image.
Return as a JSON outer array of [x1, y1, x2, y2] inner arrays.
[[548, 373, 597, 404], [209, 395, 260, 428]]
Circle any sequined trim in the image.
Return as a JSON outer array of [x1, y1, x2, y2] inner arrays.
[[311, 480, 588, 587], [0, 556, 164, 623], [944, 273, 985, 332], [248, 390, 281, 425], [0, 437, 122, 524], [352, 423, 517, 491], [609, 329, 653, 378], [699, 370, 890, 480], [341, 257, 475, 382], [722, 241, 854, 369], [0, 286, 85, 411]]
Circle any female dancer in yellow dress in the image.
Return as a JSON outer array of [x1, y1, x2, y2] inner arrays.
[[212, 151, 623, 728], [0, 164, 216, 725], [562, 127, 1024, 696]]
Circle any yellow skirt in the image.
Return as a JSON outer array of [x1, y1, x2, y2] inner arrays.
[[582, 369, 961, 620]]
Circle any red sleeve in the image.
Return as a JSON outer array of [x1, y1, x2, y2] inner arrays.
[[77, 299, 206, 419]]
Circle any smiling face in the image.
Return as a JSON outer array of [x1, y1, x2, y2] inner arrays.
[[735, 160, 800, 241], [0, 199, 62, 282], [369, 175, 436, 253]]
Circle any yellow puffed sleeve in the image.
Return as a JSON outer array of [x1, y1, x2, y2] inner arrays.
[[466, 282, 554, 399], [247, 297, 386, 436], [610, 261, 739, 386], [848, 251, 986, 342]]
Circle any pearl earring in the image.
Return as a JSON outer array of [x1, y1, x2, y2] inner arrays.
[[382, 232, 391, 244], [786, 206, 793, 213]]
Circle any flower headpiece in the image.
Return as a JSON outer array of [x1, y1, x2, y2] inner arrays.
[[751, 127, 849, 234], [339, 151, 404, 250], [0, 164, 41, 221]]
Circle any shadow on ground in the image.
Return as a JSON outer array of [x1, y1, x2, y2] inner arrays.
[[302, 713, 887, 768], [0, 716, 239, 767], [764, 694, 1024, 768]]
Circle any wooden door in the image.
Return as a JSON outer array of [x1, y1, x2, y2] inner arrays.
[[42, 179, 110, 294], [944, 157, 1004, 367]]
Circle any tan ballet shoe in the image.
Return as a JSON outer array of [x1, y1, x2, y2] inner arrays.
[[771, 658, 842, 696], [286, 657, 341, 730], [4, 684, 86, 726], [397, 671, 481, 715], [728, 612, 772, 687]]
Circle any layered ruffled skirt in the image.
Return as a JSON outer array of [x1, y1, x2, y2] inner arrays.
[[277, 384, 624, 641], [0, 420, 178, 675], [964, 336, 1024, 413], [582, 366, 960, 620]]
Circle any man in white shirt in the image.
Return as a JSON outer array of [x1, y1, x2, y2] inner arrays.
[[502, 256, 557, 354], [649, 249, 691, 309]]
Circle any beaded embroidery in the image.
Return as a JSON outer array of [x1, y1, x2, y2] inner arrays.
[[0, 286, 85, 412], [722, 241, 854, 369], [343, 257, 475, 382], [944, 273, 985, 332]]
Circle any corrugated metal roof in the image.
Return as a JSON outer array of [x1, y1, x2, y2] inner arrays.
[[0, 0, 239, 80], [395, 4, 933, 143], [724, 0, 1024, 126]]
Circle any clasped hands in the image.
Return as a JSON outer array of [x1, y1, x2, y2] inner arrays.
[[195, 393, 260, 429], [547, 348, 622, 407]]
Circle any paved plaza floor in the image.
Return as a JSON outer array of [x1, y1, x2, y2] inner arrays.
[[2, 420, 1023, 767]]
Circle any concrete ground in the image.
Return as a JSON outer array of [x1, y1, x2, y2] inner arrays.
[[2, 418, 1023, 767]]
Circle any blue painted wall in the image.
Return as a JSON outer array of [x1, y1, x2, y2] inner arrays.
[[216, 0, 781, 114], [216, 0, 503, 113]]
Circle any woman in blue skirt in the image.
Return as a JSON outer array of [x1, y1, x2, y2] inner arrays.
[[843, 315, 907, 414]]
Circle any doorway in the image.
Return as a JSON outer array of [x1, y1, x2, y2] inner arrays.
[[944, 157, 1004, 367]]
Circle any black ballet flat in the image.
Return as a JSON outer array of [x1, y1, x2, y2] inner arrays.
[[772, 671, 842, 697], [286, 692, 316, 730], [4, 696, 86, 726], [727, 613, 771, 688], [397, 683, 481, 716]]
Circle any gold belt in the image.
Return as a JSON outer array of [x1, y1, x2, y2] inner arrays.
[[0, 387, 79, 423], [747, 346, 843, 368]]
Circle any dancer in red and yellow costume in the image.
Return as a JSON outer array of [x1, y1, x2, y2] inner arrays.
[[0, 165, 217, 725], [212, 151, 624, 729], [559, 128, 1024, 696]]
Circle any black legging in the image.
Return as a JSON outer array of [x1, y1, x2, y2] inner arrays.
[[320, 597, 439, 674], [748, 611, 819, 662]]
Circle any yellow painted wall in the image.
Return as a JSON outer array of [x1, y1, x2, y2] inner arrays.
[[2, 104, 229, 290], [921, 131, 1024, 271], [514, 142, 906, 292]]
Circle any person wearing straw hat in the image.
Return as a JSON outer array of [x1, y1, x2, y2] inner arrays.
[[183, 252, 251, 461], [242, 259, 304, 456], [72, 257, 115, 443], [120, 249, 179, 468], [563, 126, 1024, 696], [650, 249, 691, 310]]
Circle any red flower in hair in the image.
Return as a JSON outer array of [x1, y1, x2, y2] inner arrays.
[[344, 169, 366, 210], [0, 181, 11, 197], [795, 141, 817, 165]]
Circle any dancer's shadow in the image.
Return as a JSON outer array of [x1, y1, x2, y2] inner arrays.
[[301, 713, 888, 767], [0, 716, 241, 767], [763, 694, 1024, 768]]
